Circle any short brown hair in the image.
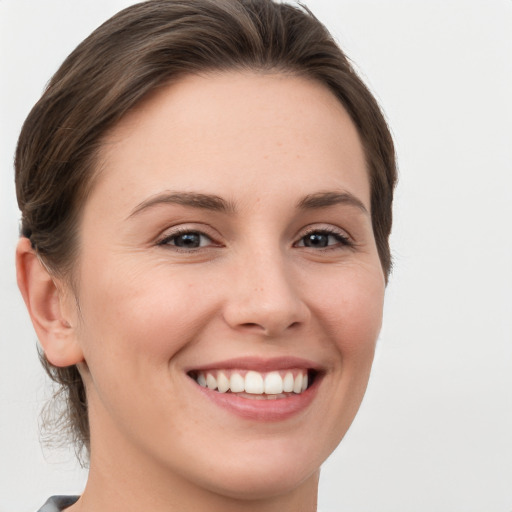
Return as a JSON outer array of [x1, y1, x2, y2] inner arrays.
[[15, 0, 397, 459]]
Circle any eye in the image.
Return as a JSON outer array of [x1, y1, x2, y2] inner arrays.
[[158, 230, 213, 249], [295, 229, 352, 249]]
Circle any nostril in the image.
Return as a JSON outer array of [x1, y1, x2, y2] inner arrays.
[[238, 322, 269, 335], [241, 322, 262, 329], [240, 320, 301, 333]]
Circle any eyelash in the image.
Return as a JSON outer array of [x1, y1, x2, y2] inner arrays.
[[294, 227, 354, 250], [157, 228, 217, 250], [156, 226, 354, 251]]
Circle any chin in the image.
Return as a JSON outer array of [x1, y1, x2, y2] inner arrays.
[[176, 433, 328, 501], [199, 460, 320, 502]]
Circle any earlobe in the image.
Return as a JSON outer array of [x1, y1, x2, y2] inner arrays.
[[16, 237, 84, 367]]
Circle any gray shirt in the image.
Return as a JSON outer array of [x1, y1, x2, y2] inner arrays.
[[37, 496, 79, 512]]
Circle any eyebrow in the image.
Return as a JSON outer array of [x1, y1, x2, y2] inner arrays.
[[297, 191, 369, 215], [128, 191, 236, 218], [128, 189, 368, 219]]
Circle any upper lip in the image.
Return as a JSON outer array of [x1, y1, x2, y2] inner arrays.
[[185, 356, 322, 373]]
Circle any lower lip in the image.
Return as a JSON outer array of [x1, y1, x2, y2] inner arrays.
[[192, 376, 320, 421]]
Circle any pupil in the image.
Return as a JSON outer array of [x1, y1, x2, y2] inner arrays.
[[175, 233, 200, 248], [305, 233, 328, 247]]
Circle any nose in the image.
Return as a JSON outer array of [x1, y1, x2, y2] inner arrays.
[[222, 249, 310, 337]]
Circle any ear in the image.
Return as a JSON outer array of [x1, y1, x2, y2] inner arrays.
[[16, 237, 84, 367]]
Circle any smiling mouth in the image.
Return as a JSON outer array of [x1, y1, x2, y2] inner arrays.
[[188, 369, 317, 399]]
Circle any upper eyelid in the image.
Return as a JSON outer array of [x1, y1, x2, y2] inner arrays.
[[156, 230, 221, 252], [293, 225, 358, 252], [295, 230, 351, 247], [300, 226, 347, 235], [156, 223, 219, 241], [158, 230, 211, 243], [296, 224, 352, 240], [155, 222, 354, 245]]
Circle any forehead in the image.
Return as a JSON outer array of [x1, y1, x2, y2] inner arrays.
[[92, 71, 369, 215]]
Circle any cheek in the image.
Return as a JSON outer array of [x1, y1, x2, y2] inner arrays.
[[340, 283, 383, 350], [73, 261, 221, 440], [309, 262, 384, 419], [301, 264, 384, 450], [311, 264, 384, 352], [75, 257, 219, 368]]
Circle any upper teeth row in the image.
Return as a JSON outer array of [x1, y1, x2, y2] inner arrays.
[[195, 370, 309, 395]]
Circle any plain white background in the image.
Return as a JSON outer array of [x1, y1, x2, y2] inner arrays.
[[1, 1, 511, 511]]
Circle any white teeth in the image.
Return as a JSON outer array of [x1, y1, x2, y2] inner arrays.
[[230, 373, 245, 393], [264, 371, 283, 394], [194, 369, 311, 395], [301, 373, 308, 392], [245, 371, 264, 394], [217, 371, 230, 393], [293, 373, 303, 394], [197, 373, 207, 387], [206, 373, 217, 390], [283, 372, 294, 392]]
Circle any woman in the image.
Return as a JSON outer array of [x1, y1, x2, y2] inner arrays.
[[15, 0, 396, 511]]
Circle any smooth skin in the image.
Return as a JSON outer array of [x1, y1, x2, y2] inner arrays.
[[17, 71, 385, 512]]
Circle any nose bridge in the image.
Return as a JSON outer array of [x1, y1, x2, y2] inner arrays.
[[223, 244, 309, 336]]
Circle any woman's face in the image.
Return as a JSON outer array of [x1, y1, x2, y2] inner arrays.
[[68, 72, 385, 500]]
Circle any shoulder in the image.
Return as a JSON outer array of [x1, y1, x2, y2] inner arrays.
[[37, 496, 80, 512]]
